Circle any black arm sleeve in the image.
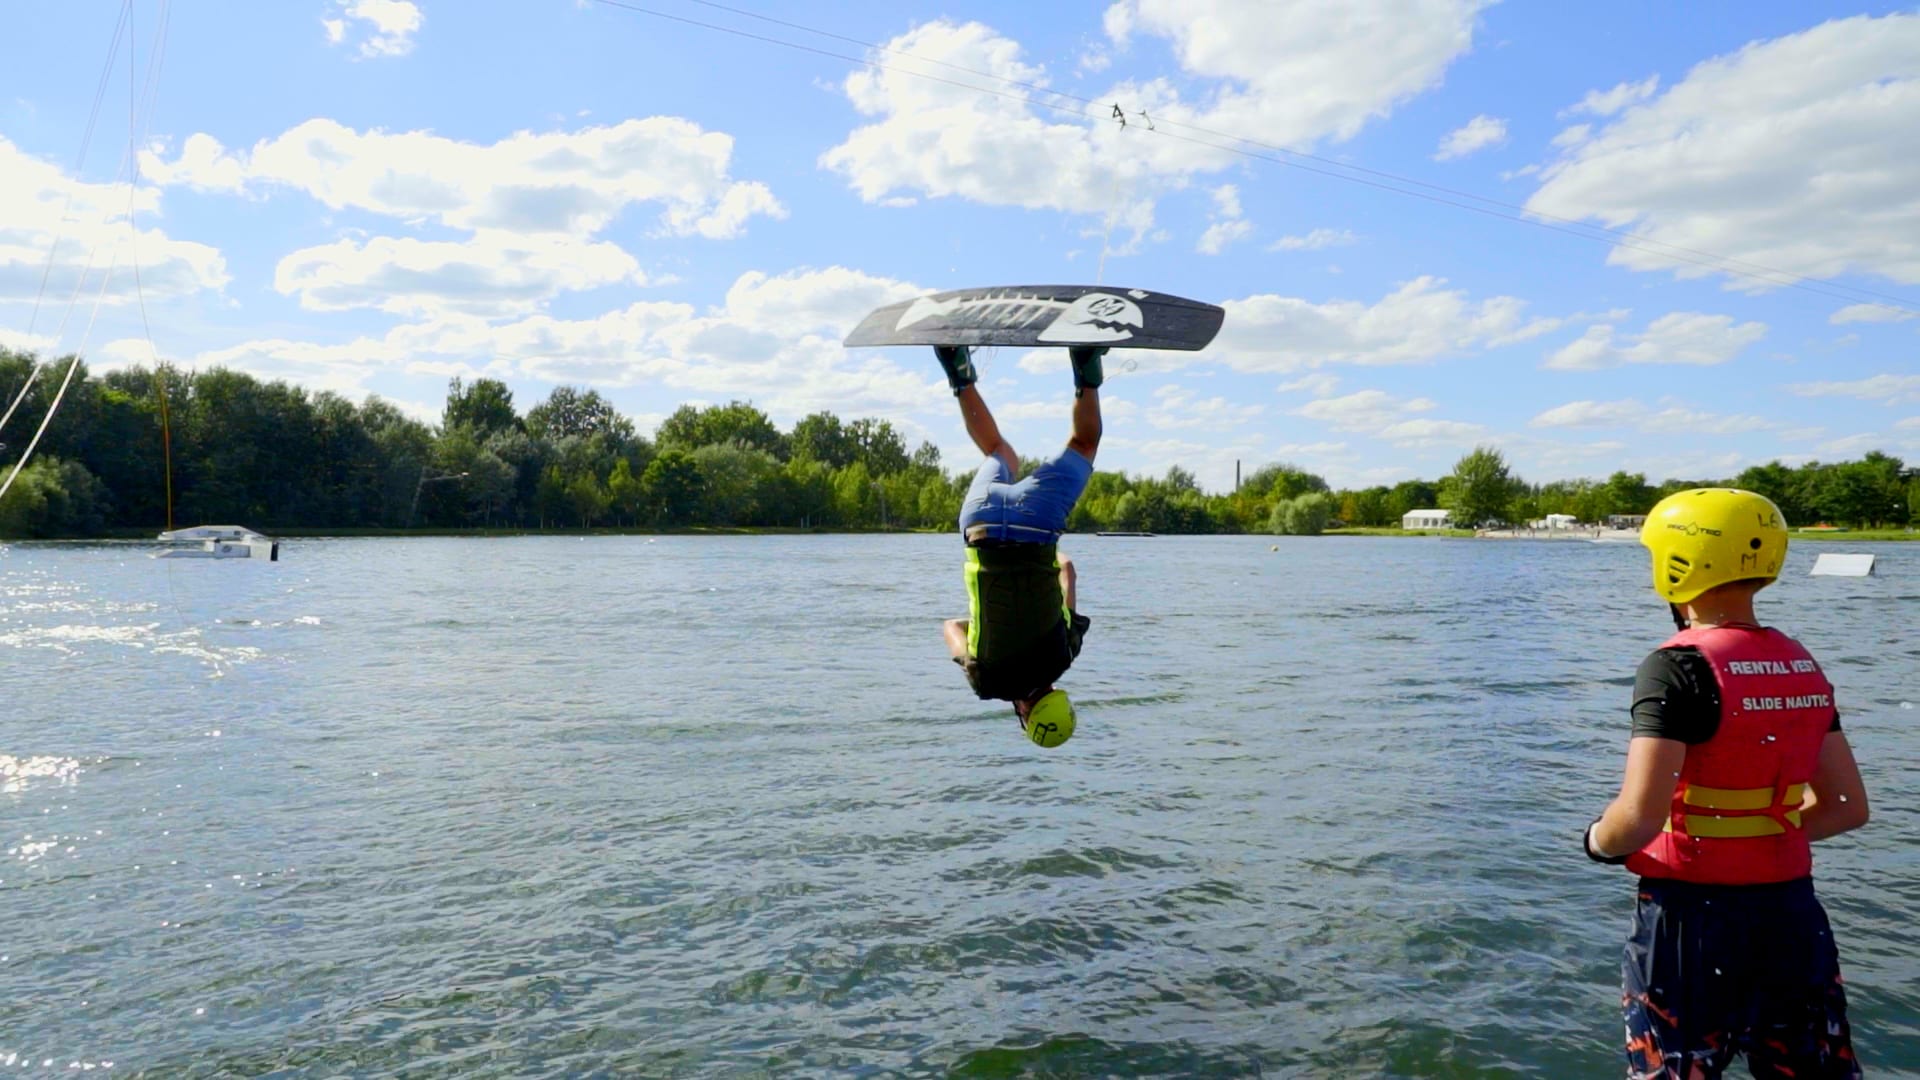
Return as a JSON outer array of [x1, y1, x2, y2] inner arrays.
[[1630, 648, 1721, 744]]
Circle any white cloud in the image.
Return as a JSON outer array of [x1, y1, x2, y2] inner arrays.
[[1895, 416, 1920, 430], [1830, 303, 1916, 325], [1106, 433, 1272, 493], [1146, 383, 1263, 429], [1528, 398, 1778, 435], [1197, 220, 1253, 255], [1562, 75, 1659, 118], [1549, 124, 1591, 149], [1277, 372, 1341, 396], [1527, 399, 1643, 429], [823, 3, 1486, 235], [1542, 312, 1766, 371], [1816, 432, 1889, 457], [1788, 373, 1920, 405], [1377, 417, 1486, 447], [0, 137, 228, 313], [1434, 114, 1507, 160], [1528, 15, 1920, 287], [326, 0, 424, 58], [1268, 228, 1355, 252], [1291, 388, 1487, 449], [1294, 389, 1432, 430], [1212, 277, 1560, 373], [994, 395, 1141, 423], [1196, 183, 1253, 254], [141, 117, 783, 241], [181, 267, 935, 418], [1209, 184, 1243, 220], [0, 327, 56, 355], [273, 232, 646, 317]]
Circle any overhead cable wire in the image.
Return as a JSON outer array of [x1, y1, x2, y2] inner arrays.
[[671, 0, 1920, 314], [583, 0, 1918, 317], [130, 0, 177, 531], [0, 2, 134, 441], [3, 1, 171, 503]]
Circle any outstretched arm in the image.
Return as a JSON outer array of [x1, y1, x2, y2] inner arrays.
[[943, 619, 971, 661], [955, 386, 1018, 475]]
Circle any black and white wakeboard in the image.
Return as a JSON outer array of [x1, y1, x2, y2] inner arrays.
[[844, 285, 1224, 351]]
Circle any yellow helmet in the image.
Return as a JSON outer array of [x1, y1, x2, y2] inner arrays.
[[1639, 488, 1789, 604], [1021, 690, 1075, 748]]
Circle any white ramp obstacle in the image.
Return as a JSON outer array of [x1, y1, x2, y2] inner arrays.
[[1809, 553, 1875, 577]]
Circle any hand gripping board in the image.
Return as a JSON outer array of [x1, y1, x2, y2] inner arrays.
[[843, 285, 1225, 351]]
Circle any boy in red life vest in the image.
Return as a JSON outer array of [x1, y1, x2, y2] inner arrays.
[[1584, 489, 1872, 1078]]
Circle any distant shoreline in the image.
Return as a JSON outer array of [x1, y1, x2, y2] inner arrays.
[[5, 525, 1914, 543]]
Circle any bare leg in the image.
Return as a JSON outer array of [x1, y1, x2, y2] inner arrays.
[[956, 385, 1018, 474], [1066, 386, 1101, 464], [1057, 555, 1077, 611]]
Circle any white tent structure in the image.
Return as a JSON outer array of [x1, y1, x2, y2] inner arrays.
[[1402, 509, 1452, 530]]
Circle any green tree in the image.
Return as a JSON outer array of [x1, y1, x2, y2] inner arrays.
[[0, 457, 107, 538], [566, 470, 610, 527], [607, 457, 644, 525], [832, 460, 878, 526], [657, 400, 785, 458], [789, 411, 858, 468], [1241, 462, 1328, 501], [1603, 471, 1655, 516], [442, 377, 519, 437], [1441, 446, 1519, 527], [534, 466, 569, 528], [848, 417, 910, 476], [1383, 480, 1439, 523], [691, 441, 779, 525], [1269, 492, 1334, 536], [641, 449, 703, 525], [783, 457, 838, 527], [525, 386, 634, 441]]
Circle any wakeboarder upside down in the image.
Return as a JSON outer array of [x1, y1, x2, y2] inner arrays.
[[843, 285, 1227, 749], [936, 342, 1103, 748]]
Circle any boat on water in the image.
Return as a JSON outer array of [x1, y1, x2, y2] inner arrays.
[[155, 525, 279, 561]]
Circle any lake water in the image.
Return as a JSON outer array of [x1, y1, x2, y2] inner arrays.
[[3, 535, 1917, 1077]]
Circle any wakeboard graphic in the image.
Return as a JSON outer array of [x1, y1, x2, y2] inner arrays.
[[844, 285, 1225, 350]]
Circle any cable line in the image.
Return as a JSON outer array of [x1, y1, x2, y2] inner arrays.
[[583, 0, 1918, 317]]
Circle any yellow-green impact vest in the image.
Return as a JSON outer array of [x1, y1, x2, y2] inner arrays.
[[965, 543, 1066, 664]]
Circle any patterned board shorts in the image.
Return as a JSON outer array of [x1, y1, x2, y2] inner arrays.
[[1623, 877, 1860, 1079]]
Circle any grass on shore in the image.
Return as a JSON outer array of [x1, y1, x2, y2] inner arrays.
[[1791, 528, 1919, 542]]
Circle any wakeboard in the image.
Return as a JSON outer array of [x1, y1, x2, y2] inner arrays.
[[844, 285, 1224, 351]]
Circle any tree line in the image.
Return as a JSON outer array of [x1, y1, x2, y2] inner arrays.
[[1268, 446, 1914, 536], [1, 349, 1912, 538]]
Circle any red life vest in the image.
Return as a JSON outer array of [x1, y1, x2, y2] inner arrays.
[[1625, 626, 1833, 885]]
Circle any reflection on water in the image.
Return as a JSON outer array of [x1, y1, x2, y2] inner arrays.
[[2, 536, 1916, 1077]]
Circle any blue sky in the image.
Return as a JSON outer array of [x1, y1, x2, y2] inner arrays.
[[3, 0, 1916, 491]]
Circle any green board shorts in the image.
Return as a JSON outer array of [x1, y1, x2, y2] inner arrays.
[[956, 611, 1090, 701]]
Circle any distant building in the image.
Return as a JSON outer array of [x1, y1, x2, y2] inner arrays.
[[1402, 509, 1453, 530], [1608, 514, 1648, 531]]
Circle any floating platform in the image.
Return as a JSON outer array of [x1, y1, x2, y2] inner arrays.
[[155, 525, 279, 561], [1809, 553, 1874, 578], [1096, 531, 1156, 537]]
